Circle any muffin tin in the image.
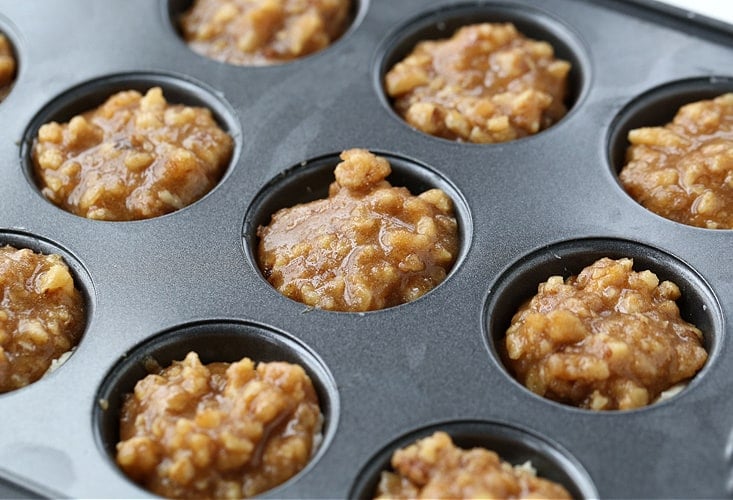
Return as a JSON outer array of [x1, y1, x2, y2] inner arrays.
[[0, 0, 731, 497]]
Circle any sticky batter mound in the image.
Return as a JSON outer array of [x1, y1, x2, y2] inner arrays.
[[257, 149, 459, 312], [374, 431, 571, 499], [116, 352, 323, 499], [32, 87, 233, 221], [385, 23, 571, 143], [619, 93, 733, 229], [180, 0, 351, 66], [0, 245, 85, 393], [504, 258, 707, 410], [0, 33, 16, 101]]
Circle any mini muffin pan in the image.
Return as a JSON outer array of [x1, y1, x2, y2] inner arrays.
[[0, 0, 731, 498]]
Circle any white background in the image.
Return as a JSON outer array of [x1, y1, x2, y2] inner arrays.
[[655, 0, 733, 24]]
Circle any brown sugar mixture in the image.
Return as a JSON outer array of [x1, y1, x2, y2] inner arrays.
[[374, 431, 571, 499], [0, 33, 16, 101], [619, 93, 733, 229], [116, 352, 323, 499], [504, 257, 707, 410], [0, 245, 85, 393], [180, 0, 351, 66], [257, 149, 459, 312], [385, 23, 571, 144], [32, 87, 233, 221]]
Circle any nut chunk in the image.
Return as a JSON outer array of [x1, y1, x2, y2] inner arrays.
[[619, 93, 733, 229], [374, 431, 571, 499], [0, 245, 85, 393], [257, 149, 459, 312], [180, 0, 351, 66], [116, 352, 323, 499], [385, 23, 570, 143], [0, 33, 15, 101], [32, 87, 233, 221], [504, 258, 707, 410]]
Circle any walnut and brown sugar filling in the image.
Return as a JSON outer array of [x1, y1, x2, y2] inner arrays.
[[0, 245, 85, 393], [32, 87, 232, 221], [116, 352, 323, 499], [374, 431, 571, 499], [620, 93, 733, 229], [504, 257, 707, 410], [180, 0, 351, 65], [385, 23, 570, 143], [257, 149, 459, 312]]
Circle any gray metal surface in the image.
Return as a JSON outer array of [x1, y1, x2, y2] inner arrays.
[[0, 0, 731, 497]]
